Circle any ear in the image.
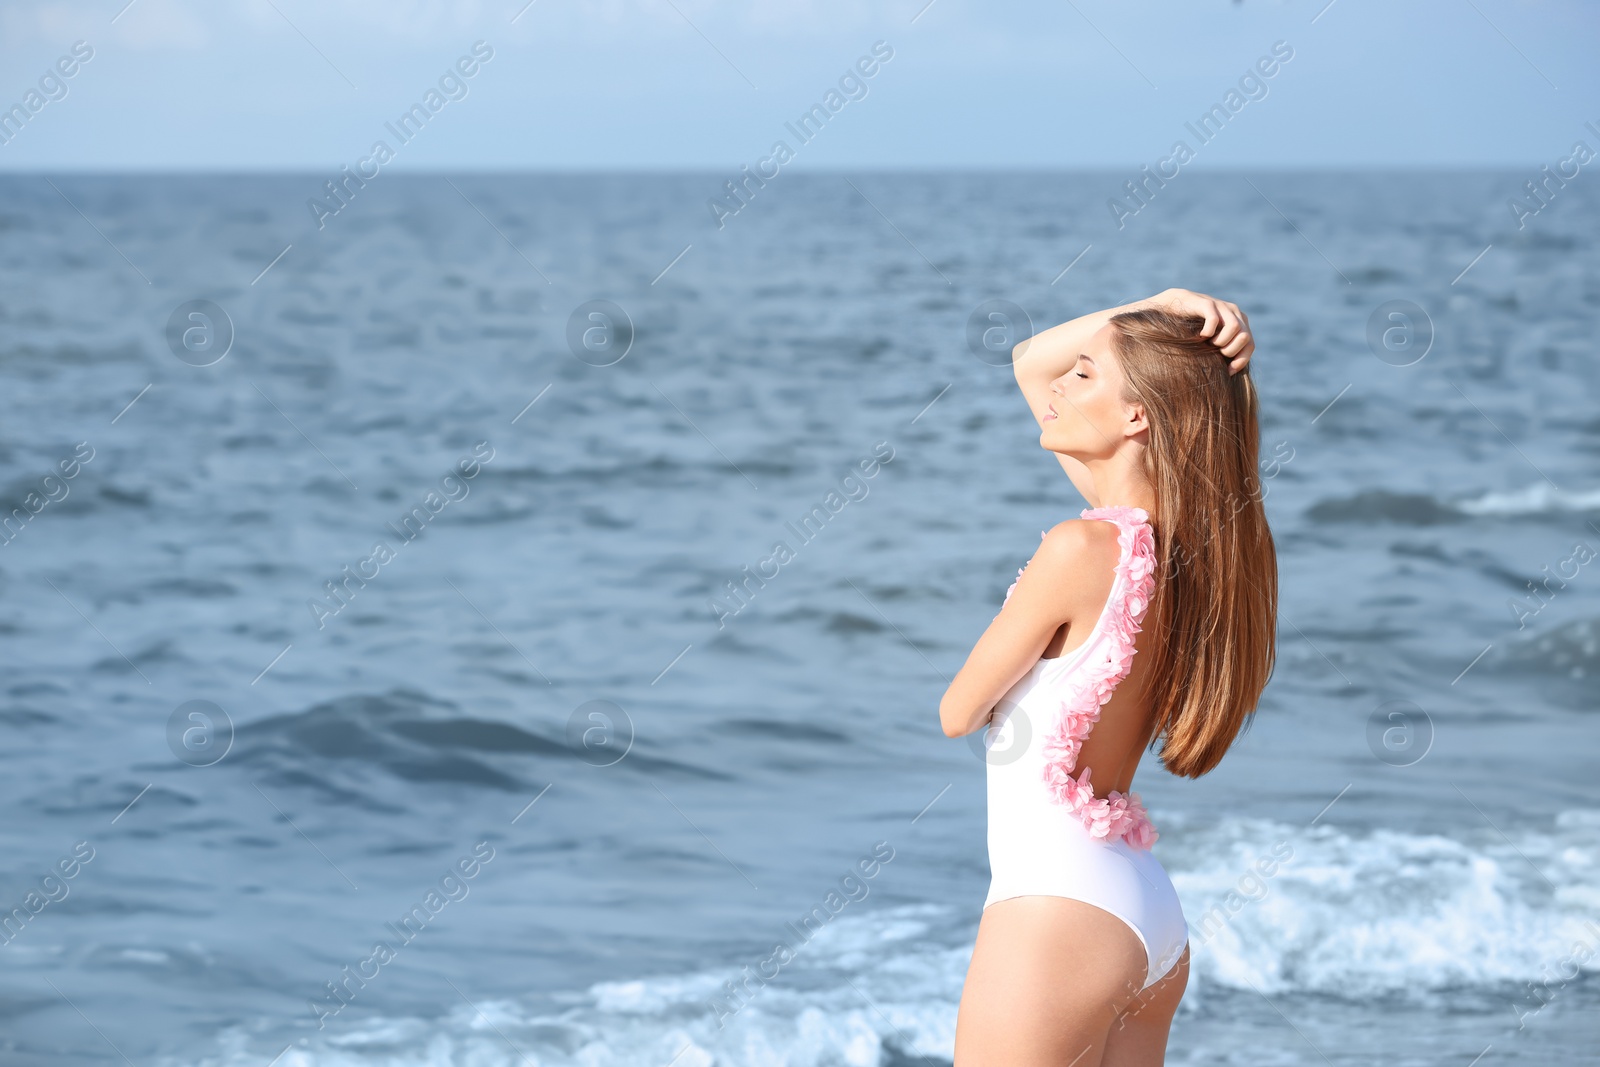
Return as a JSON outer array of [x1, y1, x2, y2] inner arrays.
[[1122, 398, 1149, 440]]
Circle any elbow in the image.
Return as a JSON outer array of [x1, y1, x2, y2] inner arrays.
[[938, 698, 970, 738]]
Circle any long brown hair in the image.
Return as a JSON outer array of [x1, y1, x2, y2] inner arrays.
[[1108, 307, 1278, 778]]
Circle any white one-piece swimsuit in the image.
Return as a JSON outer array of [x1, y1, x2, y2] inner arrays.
[[981, 505, 1188, 991]]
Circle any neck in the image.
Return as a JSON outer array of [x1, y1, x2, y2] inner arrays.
[[1077, 455, 1156, 514]]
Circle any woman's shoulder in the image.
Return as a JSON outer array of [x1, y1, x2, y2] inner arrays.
[[1026, 518, 1123, 594], [1041, 516, 1122, 551]]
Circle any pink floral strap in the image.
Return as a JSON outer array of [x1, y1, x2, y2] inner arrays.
[[1037, 505, 1160, 849]]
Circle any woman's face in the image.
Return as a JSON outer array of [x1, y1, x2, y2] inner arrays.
[[1039, 323, 1144, 461]]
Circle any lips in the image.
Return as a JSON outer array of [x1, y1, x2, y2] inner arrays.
[[1044, 403, 1057, 421]]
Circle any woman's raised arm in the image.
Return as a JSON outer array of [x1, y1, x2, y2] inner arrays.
[[1011, 294, 1158, 504], [1011, 289, 1255, 502]]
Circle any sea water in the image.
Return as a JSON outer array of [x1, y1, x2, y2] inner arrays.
[[0, 171, 1595, 1065]]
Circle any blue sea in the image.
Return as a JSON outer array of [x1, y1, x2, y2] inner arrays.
[[0, 171, 1596, 1065]]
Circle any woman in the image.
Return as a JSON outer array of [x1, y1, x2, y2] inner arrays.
[[940, 289, 1277, 1066]]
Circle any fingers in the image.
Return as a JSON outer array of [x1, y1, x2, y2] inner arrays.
[[1212, 307, 1241, 350], [1219, 303, 1253, 372], [1171, 291, 1256, 371], [1224, 335, 1254, 374], [1220, 327, 1250, 357], [1161, 289, 1218, 336]]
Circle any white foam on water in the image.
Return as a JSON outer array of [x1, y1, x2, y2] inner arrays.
[[166, 813, 1600, 1066], [165, 902, 967, 1067], [1170, 810, 1600, 997], [1455, 483, 1600, 516]]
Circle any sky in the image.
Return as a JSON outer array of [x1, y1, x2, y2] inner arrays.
[[0, 0, 1595, 170]]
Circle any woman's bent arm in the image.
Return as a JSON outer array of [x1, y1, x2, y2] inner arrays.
[[1011, 296, 1159, 505], [939, 520, 1120, 738], [1011, 289, 1256, 504]]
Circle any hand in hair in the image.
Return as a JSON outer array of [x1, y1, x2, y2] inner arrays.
[[1148, 289, 1254, 374]]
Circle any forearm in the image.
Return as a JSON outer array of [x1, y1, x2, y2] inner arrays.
[[1011, 293, 1163, 385], [1009, 293, 1165, 505]]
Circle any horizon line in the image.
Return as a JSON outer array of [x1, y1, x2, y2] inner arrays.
[[0, 163, 1544, 176]]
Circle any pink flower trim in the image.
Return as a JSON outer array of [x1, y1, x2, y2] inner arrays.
[[1037, 506, 1160, 850]]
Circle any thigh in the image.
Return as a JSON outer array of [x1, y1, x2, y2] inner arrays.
[[1101, 944, 1190, 1067], [955, 896, 1149, 1067]]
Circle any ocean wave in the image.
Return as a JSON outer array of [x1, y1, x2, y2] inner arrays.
[[232, 687, 733, 800], [1501, 617, 1600, 680], [232, 688, 552, 797], [1167, 811, 1600, 996], [1306, 483, 1600, 524], [1305, 490, 1460, 526], [1455, 484, 1600, 516], [166, 813, 1600, 1066], [168, 903, 965, 1067]]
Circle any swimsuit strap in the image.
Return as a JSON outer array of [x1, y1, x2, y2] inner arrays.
[[1038, 505, 1160, 849]]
